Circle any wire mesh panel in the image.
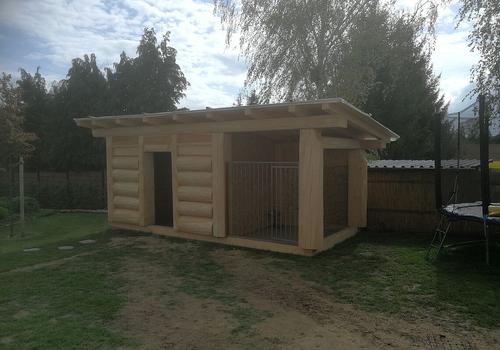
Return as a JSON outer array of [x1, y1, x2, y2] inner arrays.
[[229, 161, 298, 244]]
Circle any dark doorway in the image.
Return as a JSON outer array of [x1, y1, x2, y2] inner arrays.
[[154, 152, 173, 226]]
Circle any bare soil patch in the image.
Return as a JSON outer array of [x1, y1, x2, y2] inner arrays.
[[110, 235, 500, 350]]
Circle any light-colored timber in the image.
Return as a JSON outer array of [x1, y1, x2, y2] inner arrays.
[[177, 171, 212, 187], [113, 182, 139, 197], [112, 157, 139, 170], [113, 196, 140, 210], [177, 201, 213, 218], [177, 186, 212, 203], [298, 129, 324, 250], [112, 169, 139, 182], [176, 156, 212, 171], [76, 98, 398, 255]]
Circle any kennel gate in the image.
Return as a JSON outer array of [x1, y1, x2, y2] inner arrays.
[[228, 161, 298, 244]]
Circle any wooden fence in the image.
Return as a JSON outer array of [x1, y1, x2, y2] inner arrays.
[[1, 168, 497, 234], [366, 168, 500, 233], [0, 171, 106, 210]]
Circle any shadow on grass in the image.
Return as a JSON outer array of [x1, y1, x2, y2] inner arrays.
[[264, 231, 500, 328]]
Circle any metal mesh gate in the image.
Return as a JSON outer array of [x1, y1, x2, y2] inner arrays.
[[228, 161, 298, 244]]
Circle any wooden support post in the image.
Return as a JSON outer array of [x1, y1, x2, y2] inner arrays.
[[141, 151, 155, 226], [212, 133, 228, 237], [106, 137, 114, 223], [348, 149, 367, 227], [171, 135, 179, 230], [298, 129, 324, 250]]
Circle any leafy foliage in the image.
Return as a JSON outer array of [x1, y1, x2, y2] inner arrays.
[[4, 28, 188, 173], [458, 0, 500, 115], [0, 73, 35, 164], [214, 0, 449, 159], [106, 28, 188, 114]]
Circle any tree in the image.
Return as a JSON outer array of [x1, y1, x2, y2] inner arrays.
[[235, 89, 261, 106], [215, 0, 381, 102], [107, 28, 189, 114], [213, 0, 447, 158], [47, 54, 108, 171], [17, 68, 49, 171], [0, 73, 35, 164], [458, 0, 499, 114], [359, 8, 448, 158]]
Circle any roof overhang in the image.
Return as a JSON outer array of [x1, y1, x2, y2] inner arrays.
[[74, 98, 399, 145]]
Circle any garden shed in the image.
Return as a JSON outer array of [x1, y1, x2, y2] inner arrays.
[[75, 98, 398, 255]]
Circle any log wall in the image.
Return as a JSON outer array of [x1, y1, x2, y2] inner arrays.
[[174, 133, 214, 236]]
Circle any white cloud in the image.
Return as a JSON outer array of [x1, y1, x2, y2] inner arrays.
[[0, 0, 477, 112], [394, 0, 478, 109], [432, 28, 478, 109], [0, 0, 246, 109]]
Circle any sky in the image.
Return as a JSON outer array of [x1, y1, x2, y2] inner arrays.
[[0, 0, 479, 112]]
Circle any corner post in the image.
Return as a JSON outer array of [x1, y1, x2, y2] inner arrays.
[[105, 136, 114, 223], [212, 133, 230, 237], [298, 129, 324, 250]]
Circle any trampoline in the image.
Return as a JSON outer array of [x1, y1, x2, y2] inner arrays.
[[441, 202, 500, 224], [427, 95, 496, 264]]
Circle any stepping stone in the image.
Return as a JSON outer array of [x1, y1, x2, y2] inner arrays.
[[79, 239, 96, 244], [58, 246, 74, 250], [23, 248, 40, 252]]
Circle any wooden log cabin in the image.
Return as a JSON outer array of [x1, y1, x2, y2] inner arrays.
[[75, 98, 398, 255]]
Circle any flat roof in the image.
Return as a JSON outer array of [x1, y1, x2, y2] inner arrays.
[[368, 159, 482, 170], [75, 97, 399, 142]]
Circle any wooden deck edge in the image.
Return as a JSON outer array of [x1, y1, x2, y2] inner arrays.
[[318, 227, 358, 253], [109, 223, 314, 256]]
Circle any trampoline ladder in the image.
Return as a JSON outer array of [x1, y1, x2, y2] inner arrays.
[[426, 214, 451, 261]]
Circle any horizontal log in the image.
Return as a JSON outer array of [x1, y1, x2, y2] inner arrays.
[[177, 216, 212, 235], [112, 209, 139, 225], [113, 196, 139, 210], [144, 135, 171, 145], [177, 201, 213, 218], [177, 133, 212, 143], [144, 144, 170, 152], [93, 115, 349, 137], [177, 144, 212, 156], [177, 186, 212, 203], [112, 147, 139, 156], [176, 156, 212, 172], [112, 169, 139, 182], [177, 171, 212, 187], [112, 157, 139, 170], [112, 136, 139, 146], [322, 137, 360, 149], [113, 182, 139, 197]]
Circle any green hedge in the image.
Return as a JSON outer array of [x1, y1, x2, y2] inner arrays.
[[0, 196, 39, 216], [0, 206, 8, 220], [34, 182, 106, 209], [0, 182, 105, 210]]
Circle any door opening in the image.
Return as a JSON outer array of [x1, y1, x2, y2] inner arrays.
[[153, 152, 173, 226]]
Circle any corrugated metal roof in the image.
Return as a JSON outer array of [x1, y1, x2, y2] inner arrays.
[[368, 159, 481, 170]]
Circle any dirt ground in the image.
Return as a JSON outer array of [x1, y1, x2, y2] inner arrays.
[[110, 235, 500, 350]]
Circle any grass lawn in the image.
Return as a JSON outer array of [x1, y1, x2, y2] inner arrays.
[[1, 213, 499, 349]]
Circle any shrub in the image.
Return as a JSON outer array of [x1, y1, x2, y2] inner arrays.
[[0, 206, 8, 220], [0, 197, 8, 209], [10, 196, 40, 214]]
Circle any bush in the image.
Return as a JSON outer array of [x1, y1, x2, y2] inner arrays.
[[0, 206, 8, 220], [10, 196, 40, 214], [0, 197, 8, 209]]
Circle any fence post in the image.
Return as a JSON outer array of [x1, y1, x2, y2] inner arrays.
[[19, 156, 24, 235]]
